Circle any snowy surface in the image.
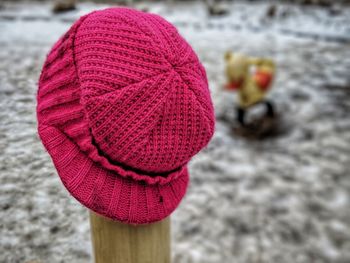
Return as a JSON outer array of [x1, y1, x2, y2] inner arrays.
[[1, 1, 350, 263]]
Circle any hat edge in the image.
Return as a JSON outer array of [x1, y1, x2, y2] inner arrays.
[[38, 124, 189, 224]]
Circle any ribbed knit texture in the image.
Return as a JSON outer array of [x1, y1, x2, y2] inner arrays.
[[37, 8, 215, 224]]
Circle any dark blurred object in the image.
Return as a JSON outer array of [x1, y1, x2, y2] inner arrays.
[[328, 5, 342, 15], [266, 4, 277, 18], [298, 0, 332, 7], [206, 0, 229, 16], [232, 111, 284, 140], [52, 0, 76, 14]]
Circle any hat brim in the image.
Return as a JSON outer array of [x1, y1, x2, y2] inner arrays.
[[38, 125, 189, 224]]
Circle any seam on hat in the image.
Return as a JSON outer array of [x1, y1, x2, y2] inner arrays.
[[79, 66, 173, 100], [172, 69, 215, 136], [106, 8, 173, 68]]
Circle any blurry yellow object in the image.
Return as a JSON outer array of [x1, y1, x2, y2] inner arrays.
[[224, 52, 276, 109]]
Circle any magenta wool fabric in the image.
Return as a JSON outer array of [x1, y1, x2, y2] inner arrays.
[[37, 8, 215, 224]]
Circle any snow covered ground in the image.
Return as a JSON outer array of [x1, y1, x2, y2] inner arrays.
[[1, 1, 350, 263]]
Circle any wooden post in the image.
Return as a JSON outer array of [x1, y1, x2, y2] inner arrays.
[[89, 212, 171, 263]]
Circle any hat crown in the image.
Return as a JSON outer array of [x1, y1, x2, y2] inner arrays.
[[75, 8, 214, 173]]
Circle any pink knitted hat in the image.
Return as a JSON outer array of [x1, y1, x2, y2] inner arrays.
[[37, 8, 215, 224]]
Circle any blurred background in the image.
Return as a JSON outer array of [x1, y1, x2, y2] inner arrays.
[[1, 0, 350, 262]]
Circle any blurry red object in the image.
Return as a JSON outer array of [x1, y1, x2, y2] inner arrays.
[[254, 71, 273, 91]]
